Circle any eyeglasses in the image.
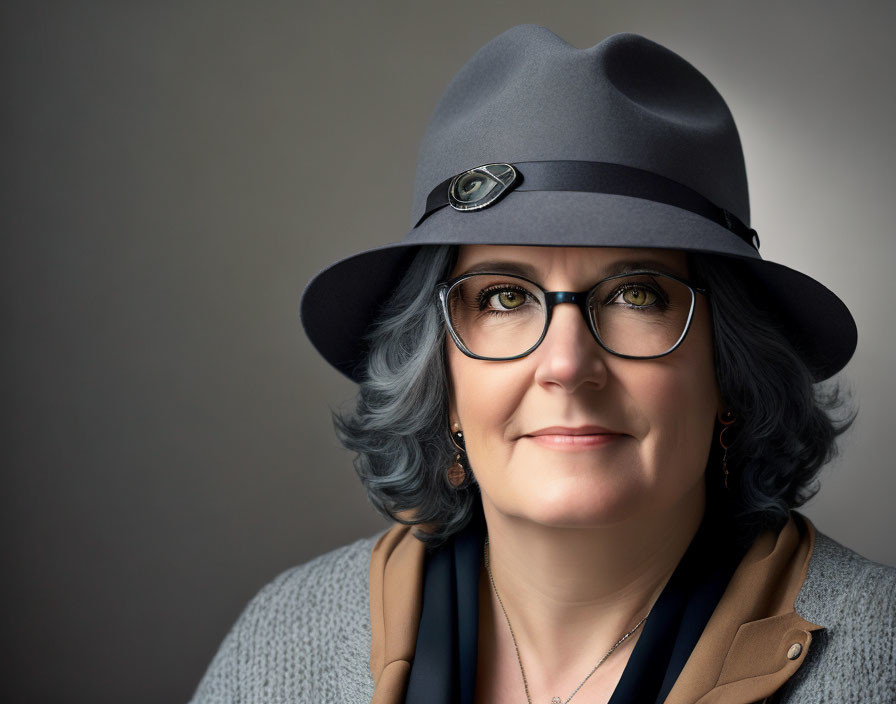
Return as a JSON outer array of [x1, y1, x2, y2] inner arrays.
[[436, 270, 707, 361]]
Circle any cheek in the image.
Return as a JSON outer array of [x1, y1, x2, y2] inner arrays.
[[446, 344, 525, 469], [632, 327, 718, 477], [639, 358, 715, 417], [637, 369, 715, 445]]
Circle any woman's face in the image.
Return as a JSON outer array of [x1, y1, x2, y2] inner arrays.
[[445, 245, 721, 528]]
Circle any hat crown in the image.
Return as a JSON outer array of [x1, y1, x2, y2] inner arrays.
[[411, 25, 750, 228]]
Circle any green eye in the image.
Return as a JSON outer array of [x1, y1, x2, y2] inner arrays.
[[490, 290, 527, 309], [622, 287, 656, 306]]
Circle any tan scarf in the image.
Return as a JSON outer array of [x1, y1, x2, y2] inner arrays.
[[368, 512, 822, 704]]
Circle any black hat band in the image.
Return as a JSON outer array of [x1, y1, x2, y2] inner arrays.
[[418, 160, 760, 251]]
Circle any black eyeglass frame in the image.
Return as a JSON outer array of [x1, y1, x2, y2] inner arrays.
[[436, 269, 709, 362]]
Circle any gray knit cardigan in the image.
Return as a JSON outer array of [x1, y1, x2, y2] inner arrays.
[[189, 529, 896, 703]]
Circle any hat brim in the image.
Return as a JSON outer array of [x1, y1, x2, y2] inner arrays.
[[300, 191, 855, 382]]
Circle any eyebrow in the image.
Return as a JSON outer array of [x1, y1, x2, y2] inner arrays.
[[458, 257, 687, 282], [460, 260, 541, 279]]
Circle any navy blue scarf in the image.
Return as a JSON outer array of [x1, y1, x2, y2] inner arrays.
[[405, 505, 746, 703]]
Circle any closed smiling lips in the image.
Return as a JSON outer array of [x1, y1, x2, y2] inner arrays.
[[522, 425, 624, 450]]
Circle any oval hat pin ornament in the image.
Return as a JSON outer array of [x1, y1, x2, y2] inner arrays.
[[448, 163, 519, 211]]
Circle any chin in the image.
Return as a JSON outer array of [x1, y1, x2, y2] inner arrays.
[[514, 474, 652, 528]]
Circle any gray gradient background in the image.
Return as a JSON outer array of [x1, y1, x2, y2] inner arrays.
[[2, 1, 894, 702]]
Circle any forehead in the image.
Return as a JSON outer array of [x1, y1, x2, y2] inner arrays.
[[450, 245, 689, 283]]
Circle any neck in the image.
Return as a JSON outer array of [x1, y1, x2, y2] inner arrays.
[[478, 482, 706, 698]]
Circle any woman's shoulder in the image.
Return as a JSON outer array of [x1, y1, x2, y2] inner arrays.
[[230, 530, 384, 640], [797, 524, 896, 624], [779, 522, 896, 703], [189, 531, 385, 703], [264, 530, 385, 599]]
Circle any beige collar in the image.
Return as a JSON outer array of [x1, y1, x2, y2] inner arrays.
[[368, 512, 822, 704]]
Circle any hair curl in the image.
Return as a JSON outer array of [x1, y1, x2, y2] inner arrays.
[[333, 245, 855, 547], [689, 254, 855, 540]]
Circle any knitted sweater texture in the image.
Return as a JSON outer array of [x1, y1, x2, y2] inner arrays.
[[189, 529, 896, 703]]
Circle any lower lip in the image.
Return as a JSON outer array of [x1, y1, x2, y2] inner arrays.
[[523, 434, 622, 450]]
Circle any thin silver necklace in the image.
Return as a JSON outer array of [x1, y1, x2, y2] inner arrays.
[[484, 537, 649, 704]]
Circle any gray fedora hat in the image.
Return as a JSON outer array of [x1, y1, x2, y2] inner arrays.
[[300, 25, 856, 382]]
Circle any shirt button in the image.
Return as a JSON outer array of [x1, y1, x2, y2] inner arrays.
[[787, 643, 803, 660]]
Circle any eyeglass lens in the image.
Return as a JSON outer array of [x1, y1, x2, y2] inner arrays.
[[445, 272, 695, 359]]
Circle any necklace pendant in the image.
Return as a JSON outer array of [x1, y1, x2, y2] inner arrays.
[[551, 698, 563, 704]]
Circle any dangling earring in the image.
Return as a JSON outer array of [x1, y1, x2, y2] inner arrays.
[[717, 409, 736, 489], [447, 422, 467, 488]]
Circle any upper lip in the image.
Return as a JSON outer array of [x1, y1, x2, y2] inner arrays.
[[524, 425, 621, 437]]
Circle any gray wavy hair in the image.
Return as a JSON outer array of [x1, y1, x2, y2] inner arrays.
[[333, 245, 855, 547]]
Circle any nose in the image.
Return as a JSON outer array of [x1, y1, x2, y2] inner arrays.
[[532, 301, 609, 392]]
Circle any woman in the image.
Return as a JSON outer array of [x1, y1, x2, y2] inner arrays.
[[191, 26, 895, 703]]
